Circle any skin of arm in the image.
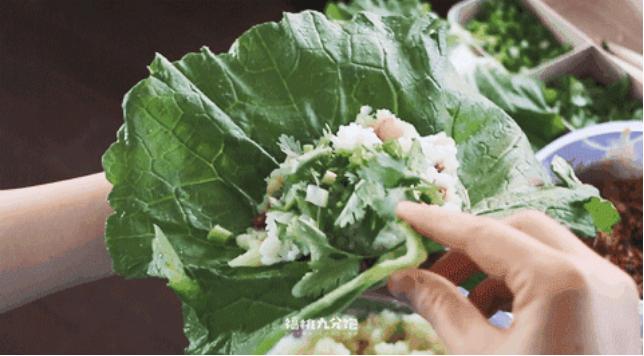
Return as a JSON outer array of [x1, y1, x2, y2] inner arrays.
[[0, 173, 113, 313]]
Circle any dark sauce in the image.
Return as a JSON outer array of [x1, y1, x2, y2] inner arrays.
[[577, 159, 643, 297]]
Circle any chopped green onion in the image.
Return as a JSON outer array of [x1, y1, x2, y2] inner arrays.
[[305, 185, 329, 207], [382, 139, 403, 158], [282, 183, 304, 210], [321, 170, 337, 185], [303, 144, 314, 153], [207, 224, 233, 244], [416, 184, 444, 205]]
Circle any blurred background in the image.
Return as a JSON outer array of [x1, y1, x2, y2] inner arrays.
[[0, 1, 456, 353]]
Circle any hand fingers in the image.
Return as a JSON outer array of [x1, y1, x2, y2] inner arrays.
[[396, 201, 558, 292], [467, 278, 513, 317], [429, 252, 512, 317], [502, 210, 591, 256], [429, 251, 480, 285], [388, 269, 500, 353]]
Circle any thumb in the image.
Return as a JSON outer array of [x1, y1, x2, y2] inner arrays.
[[388, 269, 498, 352]]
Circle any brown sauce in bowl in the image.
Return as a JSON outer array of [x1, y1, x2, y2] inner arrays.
[[577, 160, 643, 297]]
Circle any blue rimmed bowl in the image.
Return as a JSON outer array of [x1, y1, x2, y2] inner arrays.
[[535, 121, 643, 175]]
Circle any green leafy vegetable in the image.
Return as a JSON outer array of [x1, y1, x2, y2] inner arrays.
[[472, 156, 620, 237], [583, 197, 622, 234], [546, 75, 643, 129], [475, 66, 642, 149], [466, 0, 571, 72], [325, 0, 431, 21], [207, 225, 233, 244], [474, 65, 567, 149], [103, 10, 616, 354]]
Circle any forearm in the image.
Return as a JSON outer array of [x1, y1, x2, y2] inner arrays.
[[0, 173, 113, 313]]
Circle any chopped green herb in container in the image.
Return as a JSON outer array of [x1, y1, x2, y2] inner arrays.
[[467, 0, 571, 72], [545, 75, 643, 129], [474, 64, 643, 149]]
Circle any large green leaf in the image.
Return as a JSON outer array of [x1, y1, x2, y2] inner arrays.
[[474, 65, 567, 149], [103, 10, 613, 353], [148, 226, 313, 354], [325, 0, 431, 21]]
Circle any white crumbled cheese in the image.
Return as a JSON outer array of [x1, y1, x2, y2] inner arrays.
[[399, 121, 420, 138], [259, 212, 302, 265], [397, 121, 420, 152], [228, 232, 263, 267], [432, 172, 457, 190], [375, 108, 393, 121], [424, 165, 438, 177], [235, 232, 261, 250], [229, 214, 303, 267], [331, 123, 382, 151], [355, 105, 375, 125], [258, 232, 283, 265], [312, 337, 351, 355], [419, 132, 462, 209], [419, 133, 459, 176], [360, 105, 372, 116], [374, 341, 411, 355], [258, 234, 301, 265]]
